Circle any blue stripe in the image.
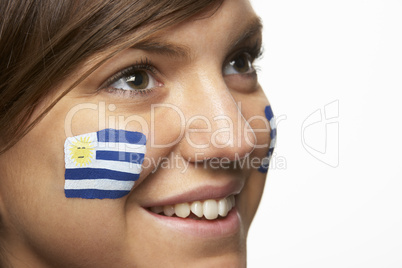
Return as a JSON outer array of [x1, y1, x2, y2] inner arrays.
[[265, 105, 274, 121], [65, 168, 140, 181], [65, 189, 130, 199], [270, 128, 277, 139], [96, 151, 144, 164], [97, 129, 146, 145], [267, 147, 274, 157], [258, 164, 269, 173], [259, 105, 276, 174], [258, 148, 275, 174]]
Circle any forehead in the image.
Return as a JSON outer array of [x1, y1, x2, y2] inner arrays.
[[141, 0, 261, 57], [166, 0, 256, 34]]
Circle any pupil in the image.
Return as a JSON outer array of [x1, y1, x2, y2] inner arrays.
[[127, 71, 149, 89], [231, 54, 251, 73], [235, 57, 246, 69], [133, 72, 143, 85]]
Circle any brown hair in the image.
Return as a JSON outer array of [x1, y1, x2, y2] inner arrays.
[[0, 0, 222, 154]]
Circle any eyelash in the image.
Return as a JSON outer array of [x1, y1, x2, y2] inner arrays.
[[242, 40, 264, 67], [248, 40, 264, 61], [100, 58, 159, 97], [100, 41, 263, 97]]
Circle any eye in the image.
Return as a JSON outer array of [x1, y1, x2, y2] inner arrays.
[[109, 69, 160, 91], [100, 57, 164, 96], [223, 52, 255, 75]]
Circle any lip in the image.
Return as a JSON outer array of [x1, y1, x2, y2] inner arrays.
[[144, 206, 241, 238], [141, 180, 244, 208], [140, 180, 244, 238]]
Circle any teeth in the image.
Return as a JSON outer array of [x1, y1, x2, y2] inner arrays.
[[218, 198, 229, 217], [227, 197, 232, 211], [203, 199, 219, 220], [230, 195, 235, 207], [150, 195, 236, 220], [163, 205, 175, 217], [175, 203, 190, 218], [190, 201, 203, 218], [150, 206, 163, 214], [228, 195, 235, 211]]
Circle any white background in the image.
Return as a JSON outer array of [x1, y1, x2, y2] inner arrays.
[[248, 0, 402, 267]]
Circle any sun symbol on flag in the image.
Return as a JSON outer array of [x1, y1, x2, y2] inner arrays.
[[69, 136, 94, 167]]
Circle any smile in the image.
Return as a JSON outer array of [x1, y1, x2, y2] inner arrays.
[[148, 195, 236, 220], [142, 183, 243, 238]]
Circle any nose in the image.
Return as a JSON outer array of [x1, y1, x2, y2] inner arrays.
[[177, 69, 256, 162]]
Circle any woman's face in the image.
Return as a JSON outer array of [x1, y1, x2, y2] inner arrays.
[[0, 0, 272, 267]]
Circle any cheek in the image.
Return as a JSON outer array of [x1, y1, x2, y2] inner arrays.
[[147, 104, 185, 148], [0, 127, 130, 265], [237, 95, 271, 156], [64, 129, 146, 200], [257, 105, 276, 173], [24, 200, 129, 266], [233, 95, 274, 226], [129, 105, 188, 180]]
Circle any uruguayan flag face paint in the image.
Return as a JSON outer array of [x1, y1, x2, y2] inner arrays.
[[259, 105, 277, 173], [64, 129, 146, 199]]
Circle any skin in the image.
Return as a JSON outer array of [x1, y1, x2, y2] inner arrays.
[[0, 0, 272, 267]]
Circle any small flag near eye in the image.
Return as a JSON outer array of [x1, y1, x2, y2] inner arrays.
[[259, 105, 277, 173], [64, 129, 146, 199]]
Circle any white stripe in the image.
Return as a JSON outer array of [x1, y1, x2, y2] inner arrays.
[[65, 134, 146, 154], [65, 159, 142, 174], [96, 142, 146, 154], [64, 179, 134, 191], [65, 132, 97, 144], [270, 137, 276, 148], [270, 118, 276, 130], [261, 156, 271, 166], [64, 132, 145, 174]]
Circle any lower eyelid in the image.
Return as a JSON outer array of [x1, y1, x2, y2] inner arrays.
[[102, 68, 163, 95], [104, 86, 155, 99], [224, 74, 259, 94], [223, 64, 256, 76]]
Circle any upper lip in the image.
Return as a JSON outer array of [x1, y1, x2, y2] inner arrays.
[[141, 179, 244, 208]]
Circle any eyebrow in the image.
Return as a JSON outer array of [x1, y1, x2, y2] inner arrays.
[[133, 41, 192, 59], [227, 16, 263, 51], [131, 16, 263, 60]]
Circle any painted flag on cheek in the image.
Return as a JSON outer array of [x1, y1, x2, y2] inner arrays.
[[258, 105, 277, 173], [64, 129, 146, 199]]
